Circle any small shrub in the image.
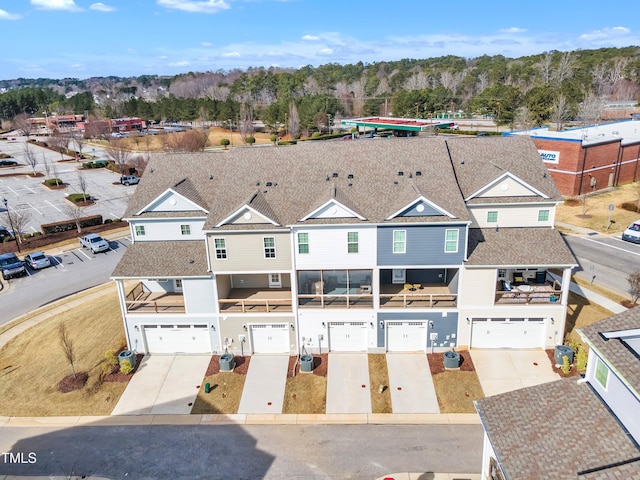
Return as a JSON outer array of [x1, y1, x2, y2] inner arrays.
[[67, 193, 91, 203], [561, 355, 571, 374], [312, 132, 321, 138], [220, 138, 230, 146], [576, 347, 588, 373], [104, 218, 112, 224], [245, 136, 255, 145], [0, 153, 10, 159], [105, 349, 119, 366], [44, 178, 63, 187], [270, 134, 278, 143], [620, 201, 640, 213], [119, 359, 133, 375]]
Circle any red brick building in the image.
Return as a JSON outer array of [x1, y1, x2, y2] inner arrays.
[[509, 120, 640, 197]]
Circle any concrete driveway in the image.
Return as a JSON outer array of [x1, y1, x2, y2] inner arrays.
[[471, 349, 560, 397], [326, 354, 372, 414], [237, 355, 289, 414], [111, 354, 210, 415], [386, 354, 440, 413]]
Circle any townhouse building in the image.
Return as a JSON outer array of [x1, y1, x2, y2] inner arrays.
[[111, 135, 576, 355]]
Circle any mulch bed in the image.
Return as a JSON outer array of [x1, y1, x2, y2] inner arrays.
[[545, 349, 581, 378], [58, 371, 88, 393], [286, 354, 328, 378], [427, 350, 476, 375], [102, 353, 145, 382], [204, 355, 251, 376]]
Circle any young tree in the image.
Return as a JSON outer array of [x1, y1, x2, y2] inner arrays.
[[22, 142, 39, 176], [239, 102, 255, 144], [50, 130, 71, 161], [550, 94, 572, 131], [165, 129, 209, 152], [1, 208, 32, 246], [288, 101, 300, 139], [50, 161, 61, 187], [63, 203, 86, 233], [628, 272, 640, 305], [104, 139, 131, 175], [73, 133, 86, 160], [58, 323, 77, 379], [77, 171, 89, 202], [13, 113, 34, 138]]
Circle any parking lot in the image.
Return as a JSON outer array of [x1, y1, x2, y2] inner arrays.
[[0, 137, 132, 234]]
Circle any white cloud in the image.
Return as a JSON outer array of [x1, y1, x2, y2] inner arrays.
[[499, 27, 526, 33], [0, 8, 21, 20], [157, 0, 230, 13], [31, 0, 81, 11], [168, 60, 191, 67], [580, 26, 630, 40], [221, 51, 240, 57], [90, 3, 115, 12], [201, 41, 213, 46], [302, 34, 320, 41], [318, 48, 333, 55]]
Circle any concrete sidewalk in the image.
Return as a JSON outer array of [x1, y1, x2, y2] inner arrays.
[[548, 272, 626, 314]]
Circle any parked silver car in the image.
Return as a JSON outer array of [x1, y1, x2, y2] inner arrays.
[[24, 251, 51, 270]]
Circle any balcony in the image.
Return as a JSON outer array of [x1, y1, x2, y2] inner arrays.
[[379, 283, 457, 308], [219, 288, 293, 313], [495, 276, 562, 305], [298, 286, 373, 309], [125, 282, 185, 313]]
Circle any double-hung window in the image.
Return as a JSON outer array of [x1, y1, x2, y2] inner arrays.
[[297, 232, 309, 254], [487, 211, 498, 223], [214, 238, 227, 259], [135, 225, 145, 236], [347, 232, 358, 253], [444, 229, 458, 253], [595, 357, 609, 389], [263, 237, 276, 258], [180, 224, 191, 235], [538, 209, 550, 222], [393, 230, 406, 254]]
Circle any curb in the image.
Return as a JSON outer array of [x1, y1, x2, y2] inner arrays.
[[0, 413, 482, 428]]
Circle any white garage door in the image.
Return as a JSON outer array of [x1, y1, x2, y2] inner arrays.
[[471, 318, 545, 349], [143, 324, 211, 354], [329, 322, 368, 351], [387, 321, 427, 352], [250, 324, 290, 353]]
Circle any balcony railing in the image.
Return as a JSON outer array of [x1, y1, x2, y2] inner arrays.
[[125, 282, 185, 313], [298, 293, 373, 308], [218, 288, 293, 313], [495, 280, 562, 305], [379, 283, 457, 308]]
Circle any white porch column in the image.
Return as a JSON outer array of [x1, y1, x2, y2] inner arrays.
[[561, 267, 572, 305], [372, 267, 380, 309]]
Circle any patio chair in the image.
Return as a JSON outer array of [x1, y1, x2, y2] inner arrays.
[[512, 273, 526, 286]]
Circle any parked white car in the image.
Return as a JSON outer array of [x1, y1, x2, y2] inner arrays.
[[621, 219, 640, 244], [79, 233, 110, 253]]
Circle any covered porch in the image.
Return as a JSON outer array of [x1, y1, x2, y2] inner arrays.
[[217, 273, 293, 313], [495, 269, 563, 305], [379, 268, 458, 308], [124, 281, 185, 313]]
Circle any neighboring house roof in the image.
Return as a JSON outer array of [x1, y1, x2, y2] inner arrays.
[[579, 308, 640, 398], [475, 378, 640, 480], [447, 136, 562, 203], [111, 241, 209, 278], [509, 119, 640, 147], [466, 228, 578, 267], [172, 177, 208, 211]]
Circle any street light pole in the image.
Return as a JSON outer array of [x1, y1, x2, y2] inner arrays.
[[228, 118, 233, 147], [2, 198, 20, 253]]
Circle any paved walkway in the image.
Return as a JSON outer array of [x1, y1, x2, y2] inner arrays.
[[386, 354, 440, 414], [548, 272, 627, 314], [238, 355, 289, 414], [326, 354, 372, 414]]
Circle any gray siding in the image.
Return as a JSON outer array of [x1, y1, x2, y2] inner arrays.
[[377, 225, 466, 265], [399, 202, 444, 217], [377, 312, 459, 349]]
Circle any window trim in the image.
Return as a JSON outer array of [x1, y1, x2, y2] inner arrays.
[[214, 237, 227, 260], [347, 231, 359, 254], [263, 236, 276, 259], [180, 224, 191, 236], [297, 232, 309, 254], [487, 211, 498, 223], [392, 230, 406, 254], [444, 229, 458, 253], [595, 357, 609, 390], [134, 225, 145, 236], [538, 209, 550, 222]]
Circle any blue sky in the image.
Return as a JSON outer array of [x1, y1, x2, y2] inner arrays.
[[1, 0, 639, 79]]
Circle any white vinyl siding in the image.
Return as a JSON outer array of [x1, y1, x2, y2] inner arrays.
[[263, 237, 276, 259], [127, 219, 206, 241], [214, 238, 227, 259], [294, 227, 376, 269], [182, 278, 217, 313], [444, 229, 458, 253], [393, 230, 406, 254]]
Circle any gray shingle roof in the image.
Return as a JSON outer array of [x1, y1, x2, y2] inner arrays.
[[475, 378, 640, 480], [124, 137, 553, 230], [448, 135, 562, 202], [111, 241, 209, 278], [467, 227, 578, 266], [579, 308, 640, 397]]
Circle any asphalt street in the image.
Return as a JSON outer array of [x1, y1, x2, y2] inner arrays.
[[0, 236, 131, 324], [0, 424, 483, 479]]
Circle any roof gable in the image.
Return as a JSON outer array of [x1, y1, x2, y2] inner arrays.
[[216, 205, 279, 227], [300, 198, 365, 221], [386, 195, 455, 220], [136, 188, 208, 215], [466, 172, 550, 201]]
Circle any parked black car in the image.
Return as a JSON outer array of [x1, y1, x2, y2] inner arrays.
[[0, 159, 19, 166], [0, 252, 26, 280]]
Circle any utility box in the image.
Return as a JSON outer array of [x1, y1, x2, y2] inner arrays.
[[554, 345, 574, 366], [219, 353, 235, 372], [443, 351, 460, 369], [118, 350, 136, 369], [300, 354, 314, 372]]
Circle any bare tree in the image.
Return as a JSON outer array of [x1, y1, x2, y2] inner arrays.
[[476, 73, 490, 94], [550, 94, 572, 131], [288, 101, 300, 139], [77, 171, 89, 202], [22, 143, 39, 176], [50, 161, 61, 186], [73, 134, 86, 160], [13, 113, 34, 138], [538, 51, 553, 84], [58, 323, 77, 379], [1, 207, 32, 246], [43, 157, 51, 179], [49, 130, 71, 161], [63, 203, 86, 233], [579, 90, 604, 127], [104, 139, 131, 175], [628, 272, 640, 305], [514, 106, 536, 131], [165, 130, 209, 152], [129, 153, 149, 175], [553, 52, 576, 86], [239, 102, 255, 143]]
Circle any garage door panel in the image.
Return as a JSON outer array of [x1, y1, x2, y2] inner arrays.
[[471, 318, 544, 349], [387, 321, 427, 352], [144, 324, 211, 354], [329, 322, 367, 352], [250, 324, 290, 354]]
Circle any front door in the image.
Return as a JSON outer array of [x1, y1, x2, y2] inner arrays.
[[392, 269, 406, 284], [268, 273, 282, 288]]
